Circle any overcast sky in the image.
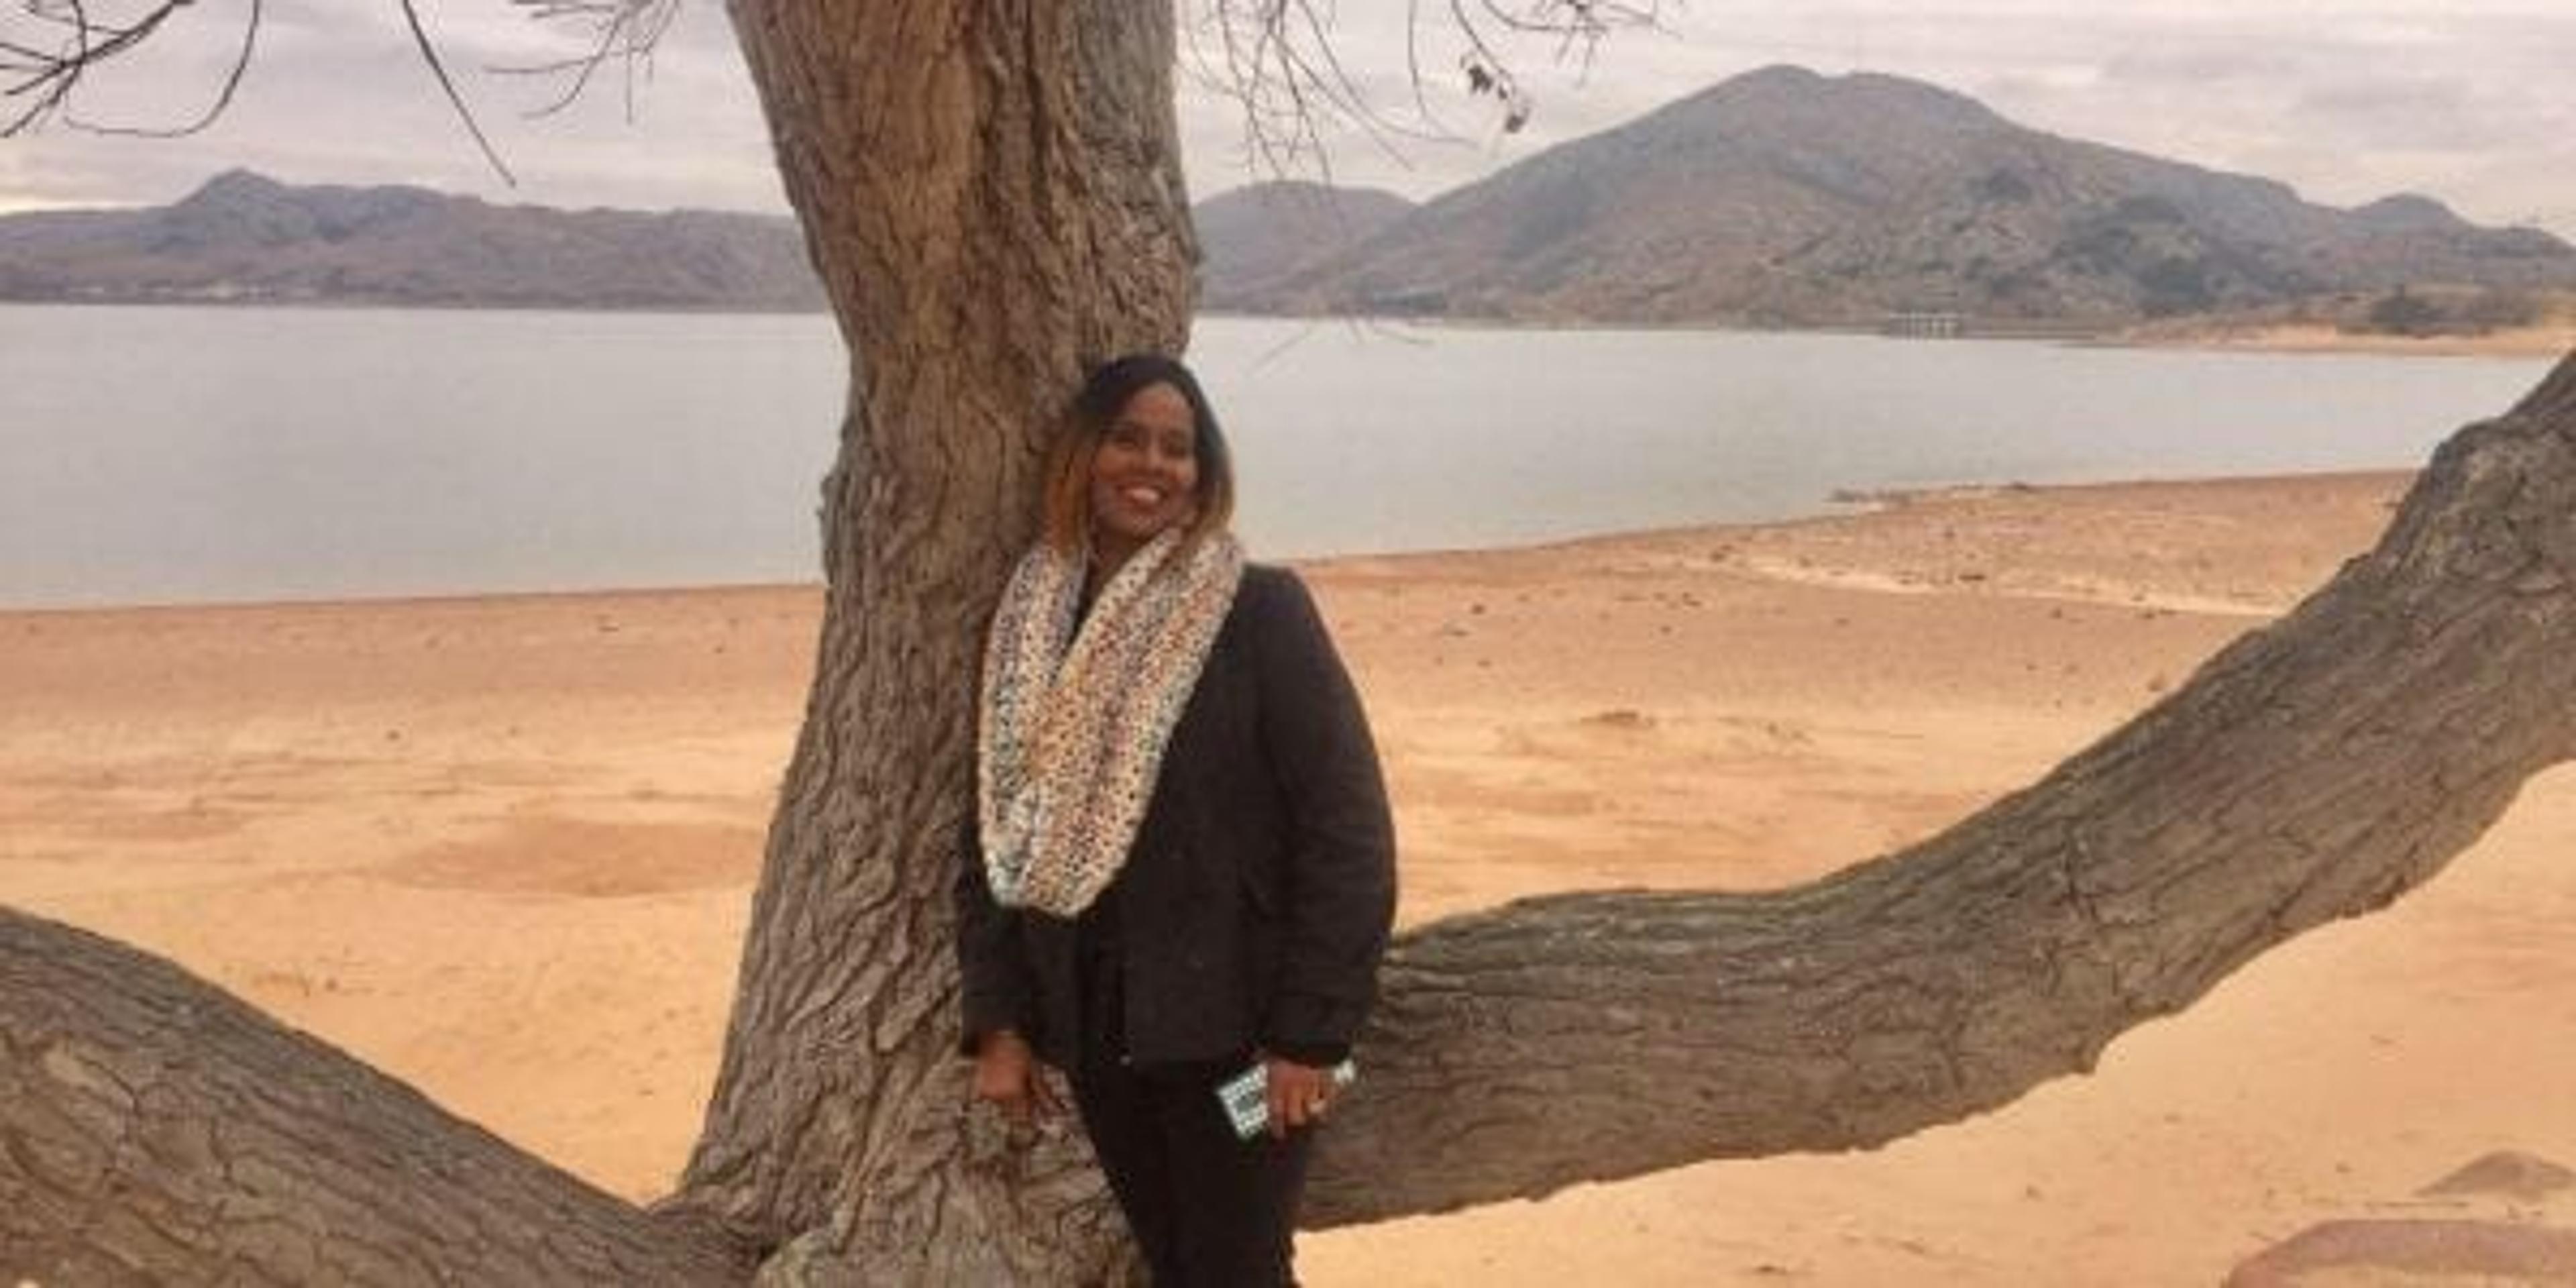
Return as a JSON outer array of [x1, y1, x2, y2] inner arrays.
[[5, 1, 2571, 237]]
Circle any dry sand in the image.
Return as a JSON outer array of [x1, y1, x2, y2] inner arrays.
[[6, 471, 2574, 1285], [2129, 320, 2576, 359]]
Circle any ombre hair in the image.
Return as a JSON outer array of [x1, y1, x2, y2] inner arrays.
[[1038, 354, 1236, 557]]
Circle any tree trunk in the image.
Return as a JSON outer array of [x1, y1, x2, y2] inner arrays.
[[662, 1, 1195, 1280], [5, 0, 2576, 1277]]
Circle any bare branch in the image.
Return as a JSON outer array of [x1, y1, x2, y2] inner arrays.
[[3, 0, 195, 136], [396, 0, 517, 186], [1402, 0, 1457, 139], [1182, 0, 1664, 184], [488, 0, 680, 123], [3, 0, 684, 176], [65, 0, 260, 139]]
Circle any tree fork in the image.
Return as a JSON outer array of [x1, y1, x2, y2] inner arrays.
[[665, 1, 1197, 1277]]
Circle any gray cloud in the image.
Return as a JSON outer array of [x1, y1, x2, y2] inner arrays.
[[3, 1, 2570, 239], [3, 0, 777, 211]]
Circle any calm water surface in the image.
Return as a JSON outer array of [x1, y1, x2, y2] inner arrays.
[[0, 305, 2553, 608]]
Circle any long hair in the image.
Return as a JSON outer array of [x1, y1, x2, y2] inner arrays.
[[1038, 353, 1236, 557]]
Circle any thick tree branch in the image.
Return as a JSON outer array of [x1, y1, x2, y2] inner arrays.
[[1299, 347, 2576, 1226], [0, 908, 751, 1285]]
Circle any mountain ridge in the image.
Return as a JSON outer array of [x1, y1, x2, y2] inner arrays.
[[1201, 64, 2576, 326], [0, 168, 829, 311], [10, 66, 2569, 325]]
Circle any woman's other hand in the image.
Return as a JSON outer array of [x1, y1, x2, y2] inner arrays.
[[971, 1029, 1063, 1125], [1263, 1055, 1335, 1139]]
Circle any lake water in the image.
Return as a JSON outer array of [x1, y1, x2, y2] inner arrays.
[[0, 305, 2555, 609]]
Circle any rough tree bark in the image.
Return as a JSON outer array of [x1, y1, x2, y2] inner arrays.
[[7, 0, 2576, 1283], [0, 916, 749, 1285], [660, 0, 1197, 1281], [1304, 351, 2576, 1224]]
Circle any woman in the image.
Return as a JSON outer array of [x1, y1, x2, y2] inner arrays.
[[955, 353, 1397, 1285]]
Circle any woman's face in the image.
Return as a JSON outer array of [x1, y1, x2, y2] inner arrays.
[[1089, 380, 1201, 566]]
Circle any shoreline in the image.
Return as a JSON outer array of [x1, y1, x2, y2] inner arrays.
[[0, 467, 2421, 621], [2119, 318, 2576, 359], [0, 578, 826, 621], [12, 294, 2561, 357], [1215, 309, 2576, 358]]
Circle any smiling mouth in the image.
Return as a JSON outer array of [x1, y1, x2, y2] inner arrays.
[[1118, 486, 1167, 506]]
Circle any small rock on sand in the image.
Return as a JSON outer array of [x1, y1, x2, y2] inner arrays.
[[1578, 708, 1656, 733]]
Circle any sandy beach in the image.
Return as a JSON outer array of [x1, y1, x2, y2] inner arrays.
[[6, 471, 2573, 1284], [2126, 319, 2576, 360]]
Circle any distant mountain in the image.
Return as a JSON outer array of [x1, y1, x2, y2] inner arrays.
[[0, 170, 826, 311], [22, 80, 2573, 328], [1208, 66, 2576, 325], [1192, 181, 1415, 310]]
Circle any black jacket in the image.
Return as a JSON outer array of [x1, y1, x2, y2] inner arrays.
[[955, 564, 1396, 1068]]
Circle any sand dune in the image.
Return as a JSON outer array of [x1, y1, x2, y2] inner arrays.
[[6, 471, 2573, 1284]]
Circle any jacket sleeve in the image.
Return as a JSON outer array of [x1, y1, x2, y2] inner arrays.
[[952, 812, 1033, 1057], [1250, 569, 1398, 1065]]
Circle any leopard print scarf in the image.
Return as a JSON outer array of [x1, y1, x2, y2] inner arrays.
[[977, 527, 1244, 916]]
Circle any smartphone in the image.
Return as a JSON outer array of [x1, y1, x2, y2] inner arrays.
[[1216, 1057, 1358, 1140]]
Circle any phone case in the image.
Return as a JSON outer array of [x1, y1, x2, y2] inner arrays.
[[1216, 1057, 1358, 1139]]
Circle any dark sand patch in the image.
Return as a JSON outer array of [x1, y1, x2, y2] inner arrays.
[[390, 817, 761, 897], [2424, 1151, 2576, 1203], [2228, 1218, 2576, 1286]]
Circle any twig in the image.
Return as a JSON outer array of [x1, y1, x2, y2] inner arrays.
[[1181, 0, 1661, 184], [395, 0, 517, 186], [3, 0, 191, 136], [488, 0, 679, 124], [66, 0, 261, 138], [3, 0, 683, 176]]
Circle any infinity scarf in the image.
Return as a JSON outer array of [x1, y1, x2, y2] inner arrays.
[[977, 528, 1245, 916]]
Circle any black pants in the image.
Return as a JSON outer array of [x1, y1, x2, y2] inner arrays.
[[1069, 1043, 1313, 1287]]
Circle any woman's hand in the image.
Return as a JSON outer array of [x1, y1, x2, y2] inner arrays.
[[1262, 1055, 1336, 1139], [971, 1029, 1063, 1126]]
